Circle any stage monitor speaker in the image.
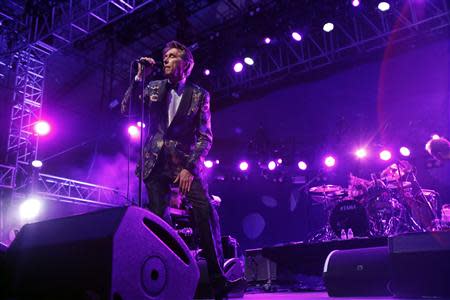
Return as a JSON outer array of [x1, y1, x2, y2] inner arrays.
[[5, 206, 199, 300], [389, 231, 450, 298], [323, 246, 391, 297]]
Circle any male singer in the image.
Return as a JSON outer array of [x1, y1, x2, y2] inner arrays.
[[121, 41, 242, 299]]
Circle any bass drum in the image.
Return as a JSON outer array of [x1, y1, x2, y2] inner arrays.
[[329, 200, 370, 238]]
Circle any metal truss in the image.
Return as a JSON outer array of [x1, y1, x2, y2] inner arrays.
[[0, 165, 15, 189], [5, 47, 47, 193], [35, 173, 127, 207], [211, 0, 450, 100], [29, 0, 157, 54]]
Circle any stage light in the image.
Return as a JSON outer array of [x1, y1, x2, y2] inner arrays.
[[34, 121, 50, 136], [31, 160, 43, 168], [204, 160, 213, 168], [233, 62, 243, 73], [291, 32, 302, 41], [324, 156, 336, 168], [352, 0, 360, 7], [277, 158, 283, 164], [298, 161, 307, 170], [323, 22, 334, 32], [20, 197, 42, 220], [355, 148, 368, 159], [268, 161, 276, 171], [399, 146, 411, 157], [264, 37, 271, 44], [215, 160, 220, 165], [432, 134, 440, 140], [137, 121, 146, 128], [239, 161, 249, 171], [378, 2, 390, 11], [204, 69, 210, 76], [128, 125, 139, 139], [379, 150, 392, 161], [244, 57, 254, 66]]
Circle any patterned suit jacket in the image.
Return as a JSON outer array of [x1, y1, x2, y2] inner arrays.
[[121, 79, 213, 180]]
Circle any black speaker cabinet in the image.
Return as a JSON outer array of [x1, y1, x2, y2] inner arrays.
[[323, 246, 391, 297], [389, 231, 450, 298], [6, 206, 199, 300]]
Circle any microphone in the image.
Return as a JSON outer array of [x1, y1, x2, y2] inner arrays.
[[134, 58, 162, 68]]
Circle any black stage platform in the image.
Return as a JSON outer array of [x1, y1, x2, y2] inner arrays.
[[262, 237, 388, 276]]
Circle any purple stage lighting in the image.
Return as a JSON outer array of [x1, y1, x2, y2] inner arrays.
[[239, 161, 249, 171], [34, 120, 50, 136], [244, 57, 254, 66], [291, 32, 302, 41], [233, 62, 244, 73], [204, 69, 211, 76], [215, 160, 220, 165], [352, 0, 360, 7], [20, 197, 42, 220], [204, 160, 213, 168], [128, 125, 139, 139], [355, 148, 368, 159], [298, 161, 307, 170], [399, 146, 411, 157], [268, 161, 276, 171], [432, 134, 440, 140], [378, 2, 390, 11], [31, 160, 43, 168], [137, 121, 146, 128], [324, 156, 336, 168], [323, 22, 334, 32], [264, 37, 271, 44], [379, 150, 392, 161]]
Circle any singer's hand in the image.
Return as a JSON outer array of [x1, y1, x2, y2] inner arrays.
[[174, 169, 194, 195], [136, 57, 156, 81]]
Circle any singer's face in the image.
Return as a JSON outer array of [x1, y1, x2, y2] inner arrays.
[[163, 48, 187, 81]]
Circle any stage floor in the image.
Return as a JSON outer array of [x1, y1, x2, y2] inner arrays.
[[200, 292, 423, 299]]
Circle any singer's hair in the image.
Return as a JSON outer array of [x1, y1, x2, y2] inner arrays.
[[163, 40, 194, 77]]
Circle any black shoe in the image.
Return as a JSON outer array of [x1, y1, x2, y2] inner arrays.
[[214, 277, 247, 300]]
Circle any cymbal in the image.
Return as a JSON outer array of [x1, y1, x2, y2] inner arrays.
[[386, 181, 412, 190], [309, 184, 344, 194]]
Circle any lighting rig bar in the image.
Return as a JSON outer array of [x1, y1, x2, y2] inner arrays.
[[211, 0, 450, 99], [36, 173, 127, 207]]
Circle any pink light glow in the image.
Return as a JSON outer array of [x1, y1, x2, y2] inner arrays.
[[239, 161, 249, 171], [298, 161, 307, 170], [379, 150, 392, 161], [355, 148, 368, 159], [324, 156, 336, 167], [291, 32, 302, 41], [399, 146, 411, 157], [34, 121, 50, 136], [128, 125, 140, 139], [233, 62, 243, 73], [268, 161, 276, 171], [352, 0, 360, 7]]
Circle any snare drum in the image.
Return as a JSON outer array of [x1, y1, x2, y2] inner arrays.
[[329, 200, 370, 238]]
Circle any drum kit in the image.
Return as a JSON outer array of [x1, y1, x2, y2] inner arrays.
[[308, 160, 440, 241]]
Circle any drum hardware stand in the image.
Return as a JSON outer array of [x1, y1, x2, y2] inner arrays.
[[394, 162, 436, 231], [306, 196, 337, 242]]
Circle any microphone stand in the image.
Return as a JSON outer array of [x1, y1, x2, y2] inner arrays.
[[138, 64, 146, 208]]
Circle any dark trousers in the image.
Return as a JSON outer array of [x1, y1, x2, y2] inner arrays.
[[144, 152, 225, 283]]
